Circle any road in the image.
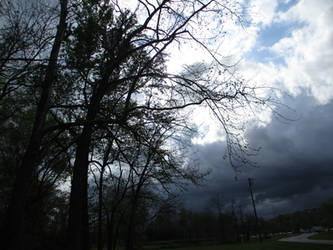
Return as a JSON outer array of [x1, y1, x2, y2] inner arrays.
[[279, 232, 333, 245]]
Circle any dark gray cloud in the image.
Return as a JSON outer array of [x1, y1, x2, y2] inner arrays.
[[182, 94, 333, 218]]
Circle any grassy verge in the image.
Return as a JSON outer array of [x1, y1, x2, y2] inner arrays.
[[309, 231, 333, 240], [145, 240, 333, 250]]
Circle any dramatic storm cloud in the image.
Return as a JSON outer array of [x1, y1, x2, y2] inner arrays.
[[182, 0, 333, 217], [183, 94, 333, 217]]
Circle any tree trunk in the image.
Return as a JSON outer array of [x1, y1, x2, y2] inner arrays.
[[4, 1, 68, 249], [125, 189, 141, 250], [125, 160, 149, 250], [125, 209, 136, 250], [67, 128, 92, 250], [66, 22, 129, 250], [66, 83, 107, 250], [97, 142, 112, 250]]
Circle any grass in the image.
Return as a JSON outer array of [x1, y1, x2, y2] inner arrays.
[[145, 239, 333, 250], [309, 231, 333, 240]]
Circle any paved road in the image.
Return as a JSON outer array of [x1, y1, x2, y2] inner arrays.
[[279, 232, 333, 245]]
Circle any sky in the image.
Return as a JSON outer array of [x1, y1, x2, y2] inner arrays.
[[176, 0, 333, 218]]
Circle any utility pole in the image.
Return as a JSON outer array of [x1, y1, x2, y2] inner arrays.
[[248, 178, 262, 242]]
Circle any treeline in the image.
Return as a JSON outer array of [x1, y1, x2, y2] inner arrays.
[[144, 197, 333, 245], [0, 1, 276, 250], [264, 198, 333, 233], [145, 206, 255, 243], [89, 193, 261, 247]]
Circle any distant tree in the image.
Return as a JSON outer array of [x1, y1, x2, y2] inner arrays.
[[321, 198, 333, 227], [88, 112, 204, 250], [210, 193, 225, 215], [237, 205, 250, 242], [146, 198, 182, 241], [90, 171, 130, 250]]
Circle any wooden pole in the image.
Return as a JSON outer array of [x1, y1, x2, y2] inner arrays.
[[248, 178, 262, 242]]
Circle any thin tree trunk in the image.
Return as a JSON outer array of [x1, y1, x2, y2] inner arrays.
[[4, 1, 68, 249], [98, 142, 112, 250], [106, 213, 114, 250], [97, 165, 105, 250], [125, 156, 149, 250], [113, 210, 124, 250], [125, 205, 136, 250]]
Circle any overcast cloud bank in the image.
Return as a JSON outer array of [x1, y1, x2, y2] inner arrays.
[[184, 94, 333, 217]]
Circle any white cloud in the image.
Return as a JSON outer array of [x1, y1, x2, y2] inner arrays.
[[236, 0, 333, 105], [191, 106, 226, 145], [271, 0, 333, 104], [166, 6, 260, 74], [221, 20, 259, 56], [249, 0, 278, 26]]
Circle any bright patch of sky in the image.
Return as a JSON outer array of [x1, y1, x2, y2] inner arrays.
[[245, 1, 333, 101], [245, 0, 301, 65], [258, 22, 296, 47], [276, 0, 299, 12], [266, 0, 333, 104], [194, 0, 333, 144], [122, 0, 333, 144]]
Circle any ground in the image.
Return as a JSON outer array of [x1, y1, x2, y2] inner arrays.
[[309, 231, 333, 241], [144, 239, 333, 250]]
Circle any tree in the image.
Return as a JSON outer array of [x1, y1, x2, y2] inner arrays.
[[0, 88, 72, 250], [59, 1, 275, 249], [321, 198, 333, 227], [147, 199, 182, 241], [87, 108, 203, 250], [1, 1, 69, 249], [118, 123, 202, 250]]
